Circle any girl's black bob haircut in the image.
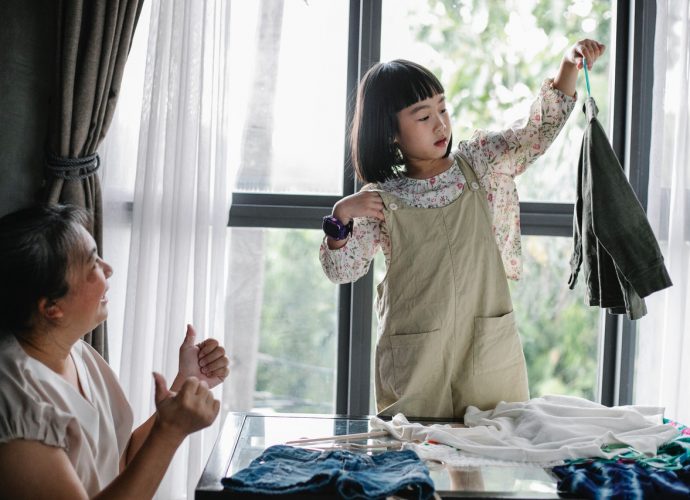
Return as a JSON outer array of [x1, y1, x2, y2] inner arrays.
[[350, 59, 452, 184], [0, 204, 91, 336]]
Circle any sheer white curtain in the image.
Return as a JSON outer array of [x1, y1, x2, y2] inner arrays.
[[636, 0, 690, 424], [102, 1, 234, 499]]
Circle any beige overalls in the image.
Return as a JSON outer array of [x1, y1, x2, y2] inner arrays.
[[374, 153, 529, 419]]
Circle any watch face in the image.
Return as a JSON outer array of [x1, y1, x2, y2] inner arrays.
[[322, 217, 343, 239], [322, 216, 348, 240]]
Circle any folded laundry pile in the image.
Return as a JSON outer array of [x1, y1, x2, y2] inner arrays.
[[222, 444, 435, 499], [370, 395, 679, 464]]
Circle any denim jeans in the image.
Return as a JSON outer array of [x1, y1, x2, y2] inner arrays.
[[222, 444, 435, 499]]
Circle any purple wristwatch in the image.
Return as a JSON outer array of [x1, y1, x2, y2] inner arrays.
[[322, 215, 353, 240]]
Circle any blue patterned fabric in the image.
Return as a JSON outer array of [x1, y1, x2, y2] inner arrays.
[[222, 444, 435, 499], [552, 460, 690, 499], [552, 419, 690, 499]]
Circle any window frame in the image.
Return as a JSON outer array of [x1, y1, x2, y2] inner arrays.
[[227, 0, 655, 414]]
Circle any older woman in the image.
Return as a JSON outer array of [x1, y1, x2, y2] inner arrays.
[[0, 204, 230, 498]]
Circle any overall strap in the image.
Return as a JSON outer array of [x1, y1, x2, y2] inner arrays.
[[453, 151, 480, 189], [363, 183, 402, 210]]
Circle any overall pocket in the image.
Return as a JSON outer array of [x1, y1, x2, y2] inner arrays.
[[386, 329, 442, 397], [472, 311, 523, 376]]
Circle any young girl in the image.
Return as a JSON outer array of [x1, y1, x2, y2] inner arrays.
[[0, 204, 230, 498], [320, 39, 605, 419]]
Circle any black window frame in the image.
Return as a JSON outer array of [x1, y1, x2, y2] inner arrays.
[[227, 0, 656, 414]]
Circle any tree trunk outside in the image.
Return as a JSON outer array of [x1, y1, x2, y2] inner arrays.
[[225, 0, 284, 411]]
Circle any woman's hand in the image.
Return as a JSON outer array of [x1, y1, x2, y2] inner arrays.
[[152, 373, 220, 443], [564, 38, 606, 70], [173, 324, 229, 391]]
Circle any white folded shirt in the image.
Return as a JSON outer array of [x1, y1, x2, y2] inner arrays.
[[370, 395, 679, 464]]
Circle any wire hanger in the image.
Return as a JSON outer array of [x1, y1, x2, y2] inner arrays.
[[583, 57, 591, 96]]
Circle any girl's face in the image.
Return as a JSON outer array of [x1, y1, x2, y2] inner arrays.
[[56, 225, 113, 334], [395, 93, 451, 165]]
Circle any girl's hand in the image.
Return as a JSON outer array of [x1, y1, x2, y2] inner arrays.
[[333, 191, 385, 225], [564, 39, 606, 70], [153, 372, 220, 442], [173, 324, 229, 391]]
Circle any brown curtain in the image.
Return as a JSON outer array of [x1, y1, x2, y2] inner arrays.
[[45, 0, 144, 359]]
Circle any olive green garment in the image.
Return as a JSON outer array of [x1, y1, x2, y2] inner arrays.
[[374, 153, 529, 419]]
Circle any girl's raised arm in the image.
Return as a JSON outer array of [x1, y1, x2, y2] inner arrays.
[[553, 38, 606, 97]]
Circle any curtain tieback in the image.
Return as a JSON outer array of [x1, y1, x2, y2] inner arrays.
[[46, 152, 100, 180]]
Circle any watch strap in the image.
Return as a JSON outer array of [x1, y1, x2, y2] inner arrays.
[[322, 215, 353, 240]]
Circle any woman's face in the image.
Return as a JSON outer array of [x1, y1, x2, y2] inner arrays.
[[57, 225, 113, 334], [395, 93, 451, 164]]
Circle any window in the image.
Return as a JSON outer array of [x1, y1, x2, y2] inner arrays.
[[225, 228, 339, 413], [509, 236, 599, 400], [106, 0, 648, 414], [226, 1, 349, 194]]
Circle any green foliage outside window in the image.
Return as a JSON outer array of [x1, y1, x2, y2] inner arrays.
[[509, 237, 599, 399], [392, 0, 612, 203], [255, 229, 338, 413], [411, 0, 611, 133]]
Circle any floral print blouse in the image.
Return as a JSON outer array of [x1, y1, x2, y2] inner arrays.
[[320, 78, 576, 283]]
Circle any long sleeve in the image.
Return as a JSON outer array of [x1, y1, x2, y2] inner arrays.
[[457, 78, 577, 279], [459, 78, 577, 180], [319, 215, 384, 284]]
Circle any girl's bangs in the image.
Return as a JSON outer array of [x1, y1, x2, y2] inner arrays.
[[390, 67, 444, 112]]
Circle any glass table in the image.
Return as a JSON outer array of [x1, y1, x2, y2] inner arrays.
[[196, 412, 565, 499]]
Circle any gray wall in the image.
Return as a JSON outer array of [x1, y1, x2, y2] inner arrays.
[[0, 0, 56, 216]]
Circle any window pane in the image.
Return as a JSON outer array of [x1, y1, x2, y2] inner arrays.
[[226, 228, 338, 413], [380, 0, 613, 203], [510, 236, 600, 399], [228, 1, 349, 195], [370, 235, 600, 413]]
